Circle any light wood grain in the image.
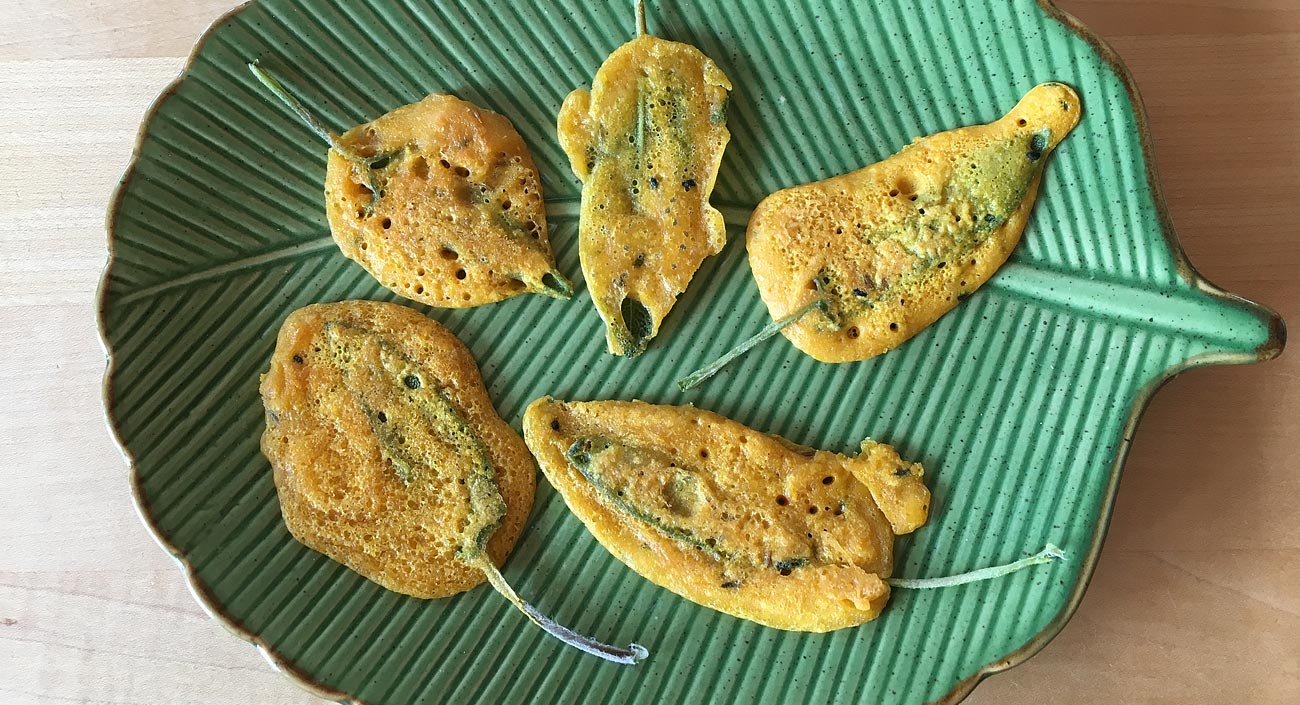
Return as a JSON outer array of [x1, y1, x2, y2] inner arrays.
[[0, 1, 1295, 704]]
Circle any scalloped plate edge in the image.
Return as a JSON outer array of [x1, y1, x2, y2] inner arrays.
[[94, 2, 1286, 705], [95, 3, 364, 703]]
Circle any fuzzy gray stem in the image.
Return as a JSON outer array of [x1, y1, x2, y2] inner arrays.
[[888, 544, 1065, 589], [677, 299, 825, 392], [477, 557, 648, 665]]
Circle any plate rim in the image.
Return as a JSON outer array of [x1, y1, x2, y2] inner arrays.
[[95, 2, 1287, 704]]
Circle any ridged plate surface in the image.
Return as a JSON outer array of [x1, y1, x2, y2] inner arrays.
[[99, 1, 1284, 703]]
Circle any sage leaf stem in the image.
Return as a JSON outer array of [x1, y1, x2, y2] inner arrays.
[[475, 557, 649, 665], [888, 544, 1065, 589], [676, 299, 826, 391]]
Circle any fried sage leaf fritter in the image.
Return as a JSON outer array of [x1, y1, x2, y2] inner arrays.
[[557, 2, 732, 356], [250, 63, 572, 308], [524, 397, 929, 632], [261, 301, 644, 663]]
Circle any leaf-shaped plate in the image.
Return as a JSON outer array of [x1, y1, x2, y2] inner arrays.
[[99, 1, 1285, 703]]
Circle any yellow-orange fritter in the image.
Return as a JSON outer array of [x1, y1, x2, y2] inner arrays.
[[523, 397, 930, 631], [557, 25, 731, 356], [748, 83, 1081, 362], [259, 300, 535, 598], [325, 95, 571, 307]]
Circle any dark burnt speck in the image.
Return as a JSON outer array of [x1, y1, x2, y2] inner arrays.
[[1030, 131, 1050, 152]]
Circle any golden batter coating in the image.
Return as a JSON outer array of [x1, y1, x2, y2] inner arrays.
[[748, 83, 1081, 362], [324, 94, 572, 308], [557, 17, 732, 356], [259, 300, 535, 598], [523, 397, 930, 632]]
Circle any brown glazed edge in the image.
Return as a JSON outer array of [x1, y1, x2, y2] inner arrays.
[[97, 3, 369, 703]]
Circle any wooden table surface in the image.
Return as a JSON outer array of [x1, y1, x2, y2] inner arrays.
[[1, 1, 1296, 703]]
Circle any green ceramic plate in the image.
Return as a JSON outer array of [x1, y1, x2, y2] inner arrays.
[[99, 0, 1284, 703]]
